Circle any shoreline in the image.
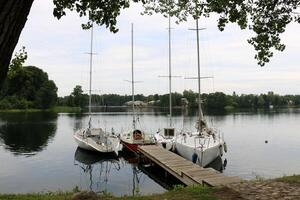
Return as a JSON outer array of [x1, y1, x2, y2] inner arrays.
[[0, 175, 299, 200]]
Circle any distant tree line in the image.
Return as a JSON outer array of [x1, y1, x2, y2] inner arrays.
[[58, 86, 300, 110], [1, 48, 299, 111], [0, 47, 58, 109]]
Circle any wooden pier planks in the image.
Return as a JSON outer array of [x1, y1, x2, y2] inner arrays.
[[138, 145, 242, 187]]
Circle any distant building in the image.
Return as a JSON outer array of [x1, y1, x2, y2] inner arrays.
[[288, 100, 294, 107], [181, 98, 189, 106], [148, 100, 160, 106], [125, 100, 147, 107]]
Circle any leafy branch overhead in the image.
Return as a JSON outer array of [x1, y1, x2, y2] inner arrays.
[[53, 0, 145, 32], [52, 0, 300, 66]]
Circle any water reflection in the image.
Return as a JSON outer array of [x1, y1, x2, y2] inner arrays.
[[74, 149, 181, 195], [74, 148, 120, 193], [0, 112, 57, 156], [120, 152, 180, 195]]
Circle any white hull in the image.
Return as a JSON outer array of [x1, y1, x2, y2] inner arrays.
[[175, 132, 224, 167], [154, 134, 174, 151], [74, 129, 120, 154], [120, 129, 155, 145]]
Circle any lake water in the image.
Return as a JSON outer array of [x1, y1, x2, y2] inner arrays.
[[0, 108, 300, 195]]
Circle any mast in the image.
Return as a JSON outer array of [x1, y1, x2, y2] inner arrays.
[[196, 18, 204, 132], [131, 23, 136, 129], [88, 24, 94, 129], [168, 14, 172, 127]]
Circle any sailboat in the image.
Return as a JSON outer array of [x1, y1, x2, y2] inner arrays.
[[174, 19, 227, 167], [74, 25, 120, 154], [154, 14, 177, 151], [120, 23, 155, 153]]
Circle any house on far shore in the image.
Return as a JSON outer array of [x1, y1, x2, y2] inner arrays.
[[125, 100, 147, 107], [148, 100, 160, 106], [181, 98, 189, 107]]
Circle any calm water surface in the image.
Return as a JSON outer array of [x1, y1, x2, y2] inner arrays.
[[0, 108, 300, 194]]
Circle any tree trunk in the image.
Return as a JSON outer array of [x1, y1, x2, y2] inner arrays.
[[0, 0, 34, 84]]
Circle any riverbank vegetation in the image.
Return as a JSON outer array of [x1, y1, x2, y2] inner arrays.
[[0, 174, 299, 200], [0, 185, 217, 200], [276, 175, 300, 185], [58, 88, 300, 111]]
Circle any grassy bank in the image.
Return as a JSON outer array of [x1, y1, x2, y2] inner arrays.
[[0, 185, 217, 200], [1, 175, 299, 200], [276, 174, 300, 185], [0, 106, 81, 113], [48, 106, 81, 113]]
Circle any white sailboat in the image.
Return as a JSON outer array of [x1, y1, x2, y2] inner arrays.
[[155, 14, 177, 151], [74, 25, 120, 154], [174, 19, 227, 167], [120, 23, 155, 153]]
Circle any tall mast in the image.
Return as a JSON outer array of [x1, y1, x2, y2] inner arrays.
[[196, 18, 204, 132], [88, 24, 94, 128], [168, 14, 172, 127], [131, 23, 136, 129]]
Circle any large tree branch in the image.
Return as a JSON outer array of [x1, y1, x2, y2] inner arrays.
[[0, 0, 34, 85]]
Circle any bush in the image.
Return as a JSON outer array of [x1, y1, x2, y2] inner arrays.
[[0, 96, 31, 110], [0, 98, 13, 109]]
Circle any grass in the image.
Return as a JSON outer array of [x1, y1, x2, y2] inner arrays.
[[0, 106, 81, 113], [48, 106, 81, 113], [275, 174, 300, 185], [0, 109, 42, 113], [0, 185, 217, 200], [1, 175, 299, 200]]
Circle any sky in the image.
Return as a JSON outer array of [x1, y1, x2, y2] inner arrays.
[[15, 0, 300, 97]]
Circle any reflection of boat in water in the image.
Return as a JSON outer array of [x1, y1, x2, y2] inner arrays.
[[74, 148, 120, 193], [120, 152, 178, 195]]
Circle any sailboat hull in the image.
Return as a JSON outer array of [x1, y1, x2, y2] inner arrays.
[[74, 129, 120, 154], [175, 133, 224, 167], [121, 141, 139, 152], [154, 133, 175, 151], [120, 129, 156, 153]]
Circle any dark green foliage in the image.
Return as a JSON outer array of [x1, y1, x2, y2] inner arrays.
[[70, 85, 87, 107], [35, 80, 58, 109], [53, 0, 144, 33], [0, 48, 58, 110], [183, 90, 198, 107], [204, 92, 226, 110]]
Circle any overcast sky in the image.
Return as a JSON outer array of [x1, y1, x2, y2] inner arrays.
[[16, 0, 300, 97]]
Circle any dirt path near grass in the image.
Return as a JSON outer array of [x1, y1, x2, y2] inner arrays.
[[225, 180, 300, 200]]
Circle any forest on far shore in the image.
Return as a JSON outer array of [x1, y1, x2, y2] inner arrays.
[[1, 48, 300, 111], [57, 85, 300, 110]]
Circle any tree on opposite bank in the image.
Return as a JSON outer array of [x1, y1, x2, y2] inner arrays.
[[0, 47, 57, 109], [1, 0, 300, 84]]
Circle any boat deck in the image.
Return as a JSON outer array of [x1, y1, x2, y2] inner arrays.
[[138, 145, 242, 187]]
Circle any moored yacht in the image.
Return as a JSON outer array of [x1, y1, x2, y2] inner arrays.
[[174, 19, 226, 167], [74, 24, 120, 155], [154, 13, 179, 151], [120, 23, 155, 153]]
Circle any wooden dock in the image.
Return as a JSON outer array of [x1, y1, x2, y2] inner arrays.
[[138, 145, 242, 187]]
